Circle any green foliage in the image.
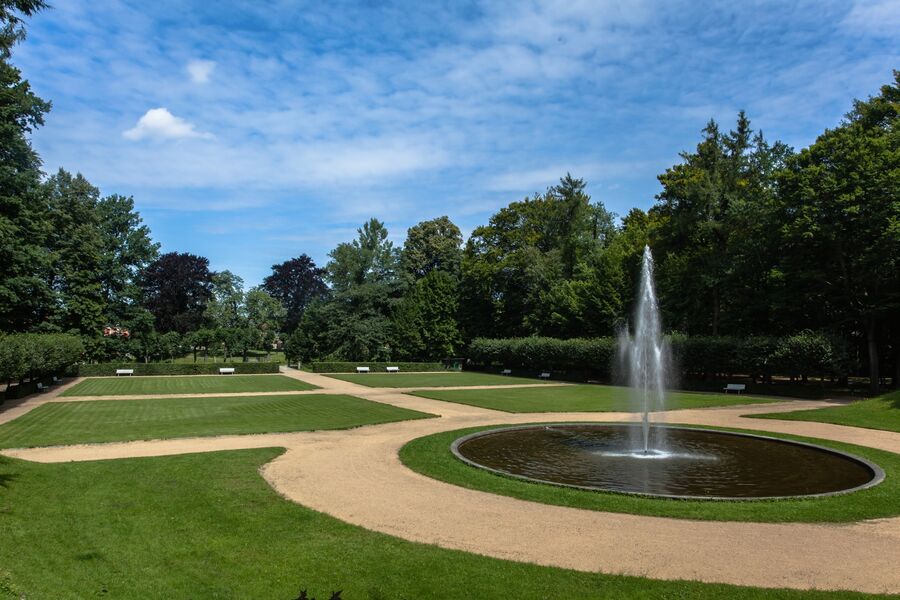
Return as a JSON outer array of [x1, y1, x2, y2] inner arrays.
[[307, 361, 446, 373], [469, 334, 848, 381], [77, 362, 279, 377], [0, 1, 51, 331], [468, 337, 617, 376], [458, 175, 620, 341], [0, 332, 83, 383], [401, 215, 463, 280], [392, 270, 461, 361]]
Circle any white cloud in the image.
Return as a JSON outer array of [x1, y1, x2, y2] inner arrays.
[[186, 59, 216, 83], [123, 108, 212, 141], [842, 0, 900, 36]]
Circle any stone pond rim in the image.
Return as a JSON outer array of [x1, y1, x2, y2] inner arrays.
[[450, 424, 886, 501]]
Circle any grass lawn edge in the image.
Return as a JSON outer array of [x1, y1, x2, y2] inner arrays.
[[399, 421, 899, 523]]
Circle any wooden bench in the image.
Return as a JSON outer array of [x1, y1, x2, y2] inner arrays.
[[115, 369, 134, 376], [723, 383, 746, 394], [356, 366, 370, 373], [219, 367, 235, 375], [500, 369, 512, 375], [385, 366, 400, 373], [539, 372, 551, 380]]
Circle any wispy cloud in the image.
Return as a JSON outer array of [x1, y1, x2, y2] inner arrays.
[[123, 108, 213, 141], [186, 59, 216, 83], [15, 0, 899, 284]]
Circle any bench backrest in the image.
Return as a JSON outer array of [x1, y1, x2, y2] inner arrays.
[[385, 366, 399, 372], [219, 368, 235, 374], [540, 372, 551, 378], [725, 384, 746, 390], [356, 366, 370, 373]]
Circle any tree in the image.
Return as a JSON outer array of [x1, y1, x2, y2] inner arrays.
[[653, 112, 791, 335], [245, 287, 286, 357], [393, 270, 461, 360], [777, 72, 900, 392], [401, 216, 463, 280], [95, 193, 159, 325], [327, 218, 400, 292], [0, 0, 51, 331], [43, 169, 105, 335], [139, 252, 214, 334], [205, 270, 245, 329], [261, 254, 327, 333]]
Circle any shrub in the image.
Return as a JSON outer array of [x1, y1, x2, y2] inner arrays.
[[467, 333, 848, 381], [0, 333, 84, 384], [307, 361, 447, 373], [77, 362, 280, 377]]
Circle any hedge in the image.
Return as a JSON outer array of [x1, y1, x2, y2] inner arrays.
[[77, 362, 280, 377], [468, 331, 849, 381], [307, 361, 447, 373]]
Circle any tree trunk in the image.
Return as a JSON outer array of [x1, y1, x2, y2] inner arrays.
[[866, 316, 880, 395], [711, 288, 720, 336], [894, 350, 900, 390]]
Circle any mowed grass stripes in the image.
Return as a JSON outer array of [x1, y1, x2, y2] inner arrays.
[[0, 394, 431, 448], [411, 384, 779, 413], [62, 374, 317, 396]]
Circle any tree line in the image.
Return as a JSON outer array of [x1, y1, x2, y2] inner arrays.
[[0, 3, 897, 390]]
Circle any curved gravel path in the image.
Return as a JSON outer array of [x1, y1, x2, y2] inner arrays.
[[2, 369, 899, 594]]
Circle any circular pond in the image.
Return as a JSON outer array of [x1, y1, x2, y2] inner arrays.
[[452, 424, 884, 500]]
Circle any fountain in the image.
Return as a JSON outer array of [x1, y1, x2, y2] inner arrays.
[[619, 245, 670, 456], [451, 246, 884, 499]]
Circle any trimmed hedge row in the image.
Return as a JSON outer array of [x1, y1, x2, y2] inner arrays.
[[78, 362, 280, 377], [468, 331, 849, 381], [0, 333, 84, 384], [307, 361, 447, 373]]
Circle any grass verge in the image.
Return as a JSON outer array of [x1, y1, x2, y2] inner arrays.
[[750, 392, 900, 433], [0, 449, 882, 598], [63, 374, 316, 396], [411, 384, 779, 412], [399, 423, 898, 523], [0, 394, 430, 448], [324, 372, 554, 388]]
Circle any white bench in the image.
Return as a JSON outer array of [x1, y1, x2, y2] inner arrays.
[[115, 369, 134, 376], [724, 383, 746, 394], [539, 372, 551, 379], [36, 382, 45, 391], [356, 366, 370, 373], [500, 369, 512, 375], [385, 366, 399, 373], [219, 367, 235, 375]]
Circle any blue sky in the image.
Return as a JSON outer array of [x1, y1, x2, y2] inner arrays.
[[15, 0, 899, 286]]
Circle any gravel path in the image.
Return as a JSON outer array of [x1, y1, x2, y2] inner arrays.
[[2, 368, 899, 594]]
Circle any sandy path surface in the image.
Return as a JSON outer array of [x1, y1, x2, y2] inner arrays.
[[3, 368, 899, 593]]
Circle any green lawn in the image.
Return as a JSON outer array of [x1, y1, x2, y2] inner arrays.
[[0, 394, 430, 449], [0, 450, 879, 598], [325, 371, 555, 388], [750, 391, 900, 433], [62, 374, 316, 396], [400, 424, 898, 523], [411, 384, 779, 412]]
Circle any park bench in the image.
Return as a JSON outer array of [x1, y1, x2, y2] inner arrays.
[[500, 369, 512, 375], [219, 367, 235, 375], [36, 382, 45, 391], [356, 366, 370, 373], [539, 372, 551, 380], [115, 369, 134, 376], [723, 383, 746, 394], [385, 366, 400, 373]]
